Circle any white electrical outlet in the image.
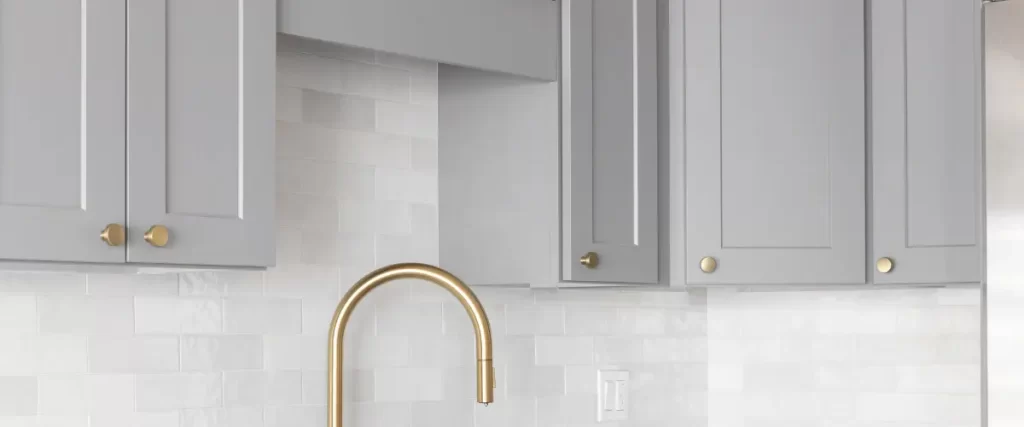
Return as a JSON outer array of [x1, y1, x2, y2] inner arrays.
[[597, 369, 629, 422]]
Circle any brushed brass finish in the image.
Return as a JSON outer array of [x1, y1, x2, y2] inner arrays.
[[100, 223, 126, 247], [700, 256, 717, 273], [143, 225, 170, 247], [579, 252, 599, 268], [877, 257, 894, 273], [328, 263, 494, 427]]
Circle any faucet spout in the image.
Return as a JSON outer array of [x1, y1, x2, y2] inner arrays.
[[328, 263, 495, 427]]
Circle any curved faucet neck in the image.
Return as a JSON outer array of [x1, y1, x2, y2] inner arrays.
[[327, 263, 494, 427]]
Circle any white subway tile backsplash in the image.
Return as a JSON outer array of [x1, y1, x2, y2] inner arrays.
[[35, 336, 88, 374], [89, 412, 180, 427], [276, 86, 303, 124], [594, 337, 644, 365], [278, 51, 346, 94], [88, 337, 178, 374], [0, 337, 35, 375], [375, 233, 438, 266], [263, 335, 303, 371], [564, 306, 615, 336], [0, 272, 86, 295], [374, 367, 444, 402], [506, 366, 565, 398], [264, 405, 326, 427], [38, 297, 134, 335], [37, 375, 134, 415], [136, 373, 223, 411], [86, 274, 178, 297], [0, 377, 38, 416], [409, 71, 439, 107], [181, 336, 263, 372], [0, 295, 35, 334], [411, 401, 474, 427], [410, 138, 438, 171], [265, 266, 341, 299], [178, 272, 264, 298], [535, 336, 594, 366], [375, 101, 438, 140], [0, 416, 89, 427], [300, 230, 376, 268], [224, 371, 302, 408], [180, 408, 264, 427], [505, 304, 564, 336], [376, 303, 443, 336], [135, 297, 223, 334], [224, 298, 301, 334], [302, 90, 376, 131], [374, 66, 412, 103]]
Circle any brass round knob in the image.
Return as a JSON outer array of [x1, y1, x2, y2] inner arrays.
[[877, 257, 894, 273], [144, 225, 170, 247], [700, 256, 717, 273], [100, 223, 126, 246], [579, 252, 598, 268]]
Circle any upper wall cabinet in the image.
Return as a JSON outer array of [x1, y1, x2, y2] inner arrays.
[[562, 0, 658, 284], [0, 0, 274, 268], [0, 1, 126, 264], [684, 0, 866, 285], [437, 0, 659, 287], [278, 0, 559, 81], [127, 0, 276, 267], [871, 0, 982, 284]]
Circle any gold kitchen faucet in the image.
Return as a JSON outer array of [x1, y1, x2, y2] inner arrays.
[[327, 263, 495, 427]]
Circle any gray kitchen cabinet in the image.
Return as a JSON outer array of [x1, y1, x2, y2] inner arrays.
[[278, 0, 558, 81], [683, 0, 866, 285], [0, 0, 126, 264], [562, 0, 659, 284], [127, 0, 276, 267], [438, 0, 659, 286], [871, 0, 983, 284]]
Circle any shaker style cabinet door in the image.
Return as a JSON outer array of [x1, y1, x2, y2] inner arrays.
[[871, 0, 982, 284], [684, 0, 866, 285], [562, 0, 658, 284], [0, 1, 126, 263], [127, 0, 275, 267]]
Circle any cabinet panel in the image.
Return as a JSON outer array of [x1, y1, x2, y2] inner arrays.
[[128, 0, 275, 267], [685, 0, 865, 285], [0, 0, 125, 263], [872, 0, 982, 284], [562, 0, 658, 284], [279, 0, 558, 81]]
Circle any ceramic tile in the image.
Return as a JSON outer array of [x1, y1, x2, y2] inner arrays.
[[181, 336, 263, 371]]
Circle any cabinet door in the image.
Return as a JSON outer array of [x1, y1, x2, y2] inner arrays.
[[562, 0, 658, 284], [872, 0, 982, 284], [0, 1, 125, 263], [127, 0, 275, 267], [684, 0, 866, 285]]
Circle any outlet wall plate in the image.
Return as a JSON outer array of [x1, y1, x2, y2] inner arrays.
[[597, 369, 629, 422]]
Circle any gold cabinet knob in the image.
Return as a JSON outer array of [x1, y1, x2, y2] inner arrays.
[[579, 252, 599, 268], [700, 256, 717, 273], [877, 257, 894, 273], [100, 223, 126, 246], [144, 225, 170, 247]]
